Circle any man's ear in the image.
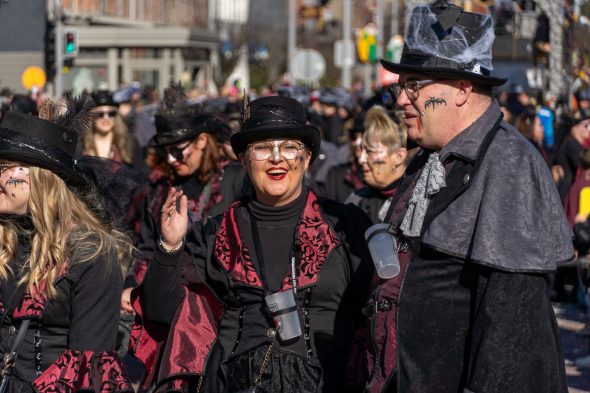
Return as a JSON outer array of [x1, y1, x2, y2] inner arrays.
[[391, 147, 408, 166], [456, 80, 474, 106]]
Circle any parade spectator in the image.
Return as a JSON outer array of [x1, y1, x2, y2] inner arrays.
[[515, 105, 550, 164], [115, 83, 157, 154], [356, 4, 574, 392], [0, 98, 133, 392], [345, 106, 409, 223], [86, 90, 145, 172], [565, 148, 590, 227], [9, 94, 37, 116], [130, 96, 373, 392], [322, 113, 366, 202], [554, 115, 590, 201]]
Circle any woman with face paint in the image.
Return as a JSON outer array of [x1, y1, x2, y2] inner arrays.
[[120, 90, 249, 314], [0, 98, 134, 392], [130, 96, 374, 393], [345, 106, 410, 223]]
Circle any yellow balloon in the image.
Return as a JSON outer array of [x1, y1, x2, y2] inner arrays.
[[21, 66, 47, 91]]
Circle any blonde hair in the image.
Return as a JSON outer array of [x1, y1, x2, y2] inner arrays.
[[0, 167, 133, 299], [85, 114, 135, 164], [364, 106, 406, 152]]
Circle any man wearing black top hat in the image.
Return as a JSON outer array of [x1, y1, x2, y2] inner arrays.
[[356, 3, 574, 393]]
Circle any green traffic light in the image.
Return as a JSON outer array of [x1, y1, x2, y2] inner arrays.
[[66, 42, 75, 53]]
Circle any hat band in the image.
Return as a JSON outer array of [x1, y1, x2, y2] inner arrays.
[[401, 53, 491, 76], [0, 129, 77, 170], [244, 107, 306, 130]]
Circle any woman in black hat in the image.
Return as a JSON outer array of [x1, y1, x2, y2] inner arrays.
[[0, 98, 133, 392], [84, 90, 145, 172], [130, 95, 374, 393], [120, 94, 249, 313]]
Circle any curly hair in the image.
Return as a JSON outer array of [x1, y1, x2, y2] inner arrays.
[[0, 167, 133, 299]]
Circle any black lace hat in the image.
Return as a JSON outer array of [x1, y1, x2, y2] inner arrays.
[[0, 97, 141, 227], [380, 2, 507, 86], [230, 96, 321, 163]]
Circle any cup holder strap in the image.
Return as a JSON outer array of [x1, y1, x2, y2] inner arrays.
[[269, 305, 298, 317]]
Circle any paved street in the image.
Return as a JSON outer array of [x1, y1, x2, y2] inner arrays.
[[555, 303, 590, 392]]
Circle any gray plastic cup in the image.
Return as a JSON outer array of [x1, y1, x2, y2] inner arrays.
[[365, 223, 400, 279], [264, 290, 302, 341]]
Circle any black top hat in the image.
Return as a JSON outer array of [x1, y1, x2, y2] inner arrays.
[[0, 111, 88, 189], [380, 3, 507, 86], [230, 96, 321, 163], [91, 90, 118, 108], [149, 106, 218, 148]]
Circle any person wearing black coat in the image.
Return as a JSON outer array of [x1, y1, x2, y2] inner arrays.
[[356, 4, 574, 393], [130, 96, 374, 393]]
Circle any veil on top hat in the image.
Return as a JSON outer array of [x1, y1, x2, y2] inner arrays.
[[380, 1, 507, 86]]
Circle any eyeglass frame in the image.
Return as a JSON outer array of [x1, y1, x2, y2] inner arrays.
[[389, 79, 439, 101], [246, 140, 307, 161]]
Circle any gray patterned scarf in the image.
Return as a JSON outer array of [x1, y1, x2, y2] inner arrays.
[[400, 152, 446, 237]]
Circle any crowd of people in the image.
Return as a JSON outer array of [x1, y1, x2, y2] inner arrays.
[[0, 2, 588, 392]]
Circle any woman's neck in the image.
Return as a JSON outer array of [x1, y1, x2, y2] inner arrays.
[[93, 132, 114, 158]]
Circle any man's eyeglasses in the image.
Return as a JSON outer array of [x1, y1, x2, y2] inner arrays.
[[248, 140, 306, 161], [164, 141, 192, 162], [389, 80, 438, 101], [94, 110, 118, 119]]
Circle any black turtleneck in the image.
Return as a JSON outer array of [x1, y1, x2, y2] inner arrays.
[[238, 189, 308, 293]]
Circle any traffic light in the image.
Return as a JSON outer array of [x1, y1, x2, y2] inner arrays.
[[44, 21, 56, 81], [63, 28, 78, 58]]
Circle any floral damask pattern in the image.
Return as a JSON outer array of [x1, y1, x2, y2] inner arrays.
[[32, 350, 133, 393], [214, 191, 340, 290]]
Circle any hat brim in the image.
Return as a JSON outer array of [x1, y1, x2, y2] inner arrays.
[[147, 129, 202, 148], [0, 134, 91, 191], [380, 59, 508, 87], [231, 125, 321, 164]]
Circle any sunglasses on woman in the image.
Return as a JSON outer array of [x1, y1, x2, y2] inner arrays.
[[163, 141, 192, 162], [94, 110, 118, 119]]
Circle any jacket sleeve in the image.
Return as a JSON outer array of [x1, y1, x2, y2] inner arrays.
[[464, 268, 567, 393], [140, 220, 209, 325]]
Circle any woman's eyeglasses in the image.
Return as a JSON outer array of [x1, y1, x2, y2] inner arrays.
[[163, 141, 192, 162], [94, 110, 118, 119], [248, 140, 306, 161]]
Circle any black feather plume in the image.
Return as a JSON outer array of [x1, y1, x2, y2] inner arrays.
[[53, 94, 96, 136]]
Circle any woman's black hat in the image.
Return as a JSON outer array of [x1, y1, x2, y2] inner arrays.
[[0, 103, 91, 189], [380, 3, 507, 87], [148, 107, 219, 147], [90, 90, 118, 107], [230, 96, 321, 163], [0, 96, 142, 227]]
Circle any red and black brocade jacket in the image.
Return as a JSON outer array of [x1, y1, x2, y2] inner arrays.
[[0, 248, 132, 392], [125, 159, 249, 288], [129, 190, 374, 392]]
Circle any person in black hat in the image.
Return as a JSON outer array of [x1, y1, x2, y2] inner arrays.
[[84, 90, 145, 172], [119, 90, 249, 314], [356, 2, 573, 392], [0, 97, 134, 392], [129, 95, 374, 393]]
